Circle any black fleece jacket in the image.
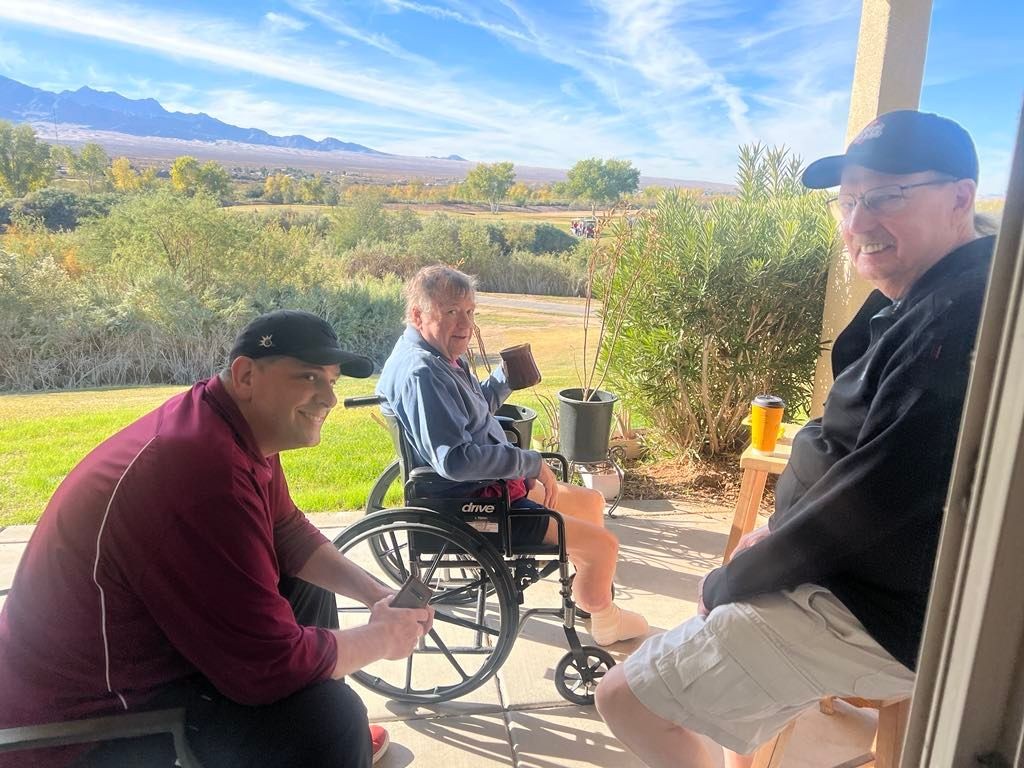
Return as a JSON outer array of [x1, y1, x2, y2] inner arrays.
[[702, 235, 995, 670]]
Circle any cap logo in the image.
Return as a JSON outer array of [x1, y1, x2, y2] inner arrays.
[[852, 120, 884, 145], [259, 335, 274, 348]]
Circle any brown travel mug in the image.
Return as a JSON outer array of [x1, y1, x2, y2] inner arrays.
[[499, 344, 542, 390]]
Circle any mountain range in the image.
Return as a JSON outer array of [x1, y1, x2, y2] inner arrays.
[[0, 75, 383, 155]]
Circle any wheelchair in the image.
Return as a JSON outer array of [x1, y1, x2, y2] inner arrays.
[[333, 395, 615, 706]]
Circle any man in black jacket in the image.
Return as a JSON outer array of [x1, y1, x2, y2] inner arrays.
[[596, 110, 994, 768]]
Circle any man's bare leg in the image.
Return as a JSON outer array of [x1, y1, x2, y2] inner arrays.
[[528, 481, 615, 611], [724, 749, 754, 768], [596, 664, 716, 768]]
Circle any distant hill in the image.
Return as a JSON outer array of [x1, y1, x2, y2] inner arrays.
[[1, 76, 733, 193], [0, 75, 383, 154]]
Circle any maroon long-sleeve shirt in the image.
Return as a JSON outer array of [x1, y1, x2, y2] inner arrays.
[[0, 376, 337, 762]]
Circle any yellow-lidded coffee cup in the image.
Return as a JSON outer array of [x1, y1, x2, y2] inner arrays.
[[750, 395, 785, 453]]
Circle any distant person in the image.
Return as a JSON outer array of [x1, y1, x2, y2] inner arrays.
[[0, 310, 432, 767], [596, 110, 994, 768], [376, 264, 649, 646]]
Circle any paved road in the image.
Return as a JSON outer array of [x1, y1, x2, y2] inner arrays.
[[476, 293, 589, 317]]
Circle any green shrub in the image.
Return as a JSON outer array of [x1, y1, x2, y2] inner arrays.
[[12, 187, 121, 230], [0, 189, 406, 390], [600, 145, 840, 456], [475, 250, 585, 296]]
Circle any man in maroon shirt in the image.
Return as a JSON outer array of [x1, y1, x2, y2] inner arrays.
[[0, 310, 432, 767]]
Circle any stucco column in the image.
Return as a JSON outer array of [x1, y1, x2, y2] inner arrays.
[[810, 0, 933, 416]]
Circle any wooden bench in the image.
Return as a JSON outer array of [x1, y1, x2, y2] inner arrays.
[[751, 696, 910, 768]]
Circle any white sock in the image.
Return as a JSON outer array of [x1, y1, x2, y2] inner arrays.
[[589, 602, 649, 646]]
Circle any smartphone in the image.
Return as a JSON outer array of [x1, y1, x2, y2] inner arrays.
[[389, 575, 433, 609]]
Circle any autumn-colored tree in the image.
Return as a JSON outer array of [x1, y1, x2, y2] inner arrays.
[[109, 156, 142, 192], [297, 175, 327, 204], [0, 121, 54, 197], [170, 156, 200, 194], [170, 156, 231, 198], [263, 172, 296, 203]]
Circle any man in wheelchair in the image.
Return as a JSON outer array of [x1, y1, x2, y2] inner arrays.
[[376, 264, 648, 647]]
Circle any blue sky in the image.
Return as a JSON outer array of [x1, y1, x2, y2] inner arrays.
[[0, 0, 1020, 194]]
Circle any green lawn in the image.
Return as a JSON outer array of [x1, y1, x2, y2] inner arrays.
[[0, 298, 590, 525]]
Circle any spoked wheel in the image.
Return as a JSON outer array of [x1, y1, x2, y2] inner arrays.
[[333, 508, 519, 703], [364, 462, 493, 605], [554, 646, 615, 705], [365, 461, 405, 582]]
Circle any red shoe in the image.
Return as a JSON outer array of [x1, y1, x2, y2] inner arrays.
[[370, 724, 390, 765]]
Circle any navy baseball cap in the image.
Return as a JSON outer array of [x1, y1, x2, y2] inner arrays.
[[802, 110, 978, 189], [230, 310, 374, 377]]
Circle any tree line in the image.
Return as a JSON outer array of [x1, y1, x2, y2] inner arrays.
[[1, 120, 653, 214]]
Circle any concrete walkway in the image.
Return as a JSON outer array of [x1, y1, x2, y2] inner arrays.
[[0, 501, 878, 767]]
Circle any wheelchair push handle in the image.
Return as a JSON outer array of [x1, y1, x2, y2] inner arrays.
[[344, 395, 384, 409]]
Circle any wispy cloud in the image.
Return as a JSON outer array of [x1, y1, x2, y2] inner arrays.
[[284, 0, 435, 68], [264, 12, 307, 33], [0, 37, 26, 72], [0, 0, 928, 186]]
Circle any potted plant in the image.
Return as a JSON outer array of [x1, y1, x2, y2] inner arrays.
[[556, 207, 650, 468]]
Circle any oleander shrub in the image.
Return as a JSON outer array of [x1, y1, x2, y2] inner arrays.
[[600, 145, 840, 456]]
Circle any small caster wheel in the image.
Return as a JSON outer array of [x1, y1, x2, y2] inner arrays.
[[554, 646, 616, 705], [569, 574, 615, 620]]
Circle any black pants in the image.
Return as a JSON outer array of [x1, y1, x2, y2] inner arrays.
[[77, 578, 370, 768]]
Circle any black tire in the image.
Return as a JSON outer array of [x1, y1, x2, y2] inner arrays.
[[333, 508, 519, 704], [554, 646, 616, 705], [364, 460, 406, 584]]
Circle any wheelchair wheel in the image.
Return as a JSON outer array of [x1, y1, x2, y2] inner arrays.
[[363, 459, 405, 584], [363, 462, 492, 605], [554, 646, 615, 705], [333, 508, 519, 703]]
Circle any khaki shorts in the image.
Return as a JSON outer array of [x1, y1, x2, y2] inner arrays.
[[622, 584, 915, 755]]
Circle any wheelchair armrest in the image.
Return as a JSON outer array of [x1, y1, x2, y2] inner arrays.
[[539, 452, 569, 481]]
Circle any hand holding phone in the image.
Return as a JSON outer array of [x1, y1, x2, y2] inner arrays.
[[389, 575, 433, 609]]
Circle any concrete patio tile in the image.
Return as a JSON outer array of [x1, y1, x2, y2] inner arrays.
[[507, 704, 646, 768], [374, 711, 514, 768], [349, 663, 505, 722], [0, 525, 36, 543], [497, 512, 733, 708], [1, 543, 27, 588]]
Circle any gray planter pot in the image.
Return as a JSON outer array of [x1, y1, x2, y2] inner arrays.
[[496, 403, 537, 449], [556, 388, 618, 463]]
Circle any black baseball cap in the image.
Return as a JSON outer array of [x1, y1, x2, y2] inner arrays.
[[802, 110, 978, 189], [229, 310, 374, 378]]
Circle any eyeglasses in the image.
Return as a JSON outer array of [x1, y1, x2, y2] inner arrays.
[[827, 178, 956, 220]]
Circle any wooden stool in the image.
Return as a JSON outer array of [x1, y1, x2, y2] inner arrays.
[[751, 697, 910, 768], [723, 423, 800, 563]]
